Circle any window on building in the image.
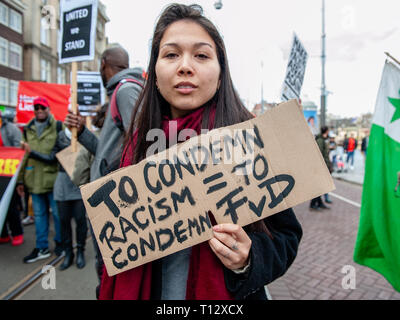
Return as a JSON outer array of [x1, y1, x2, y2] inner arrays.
[[40, 17, 51, 46], [9, 9, 22, 33], [0, 77, 9, 105], [9, 42, 22, 70], [9, 80, 18, 106], [0, 37, 8, 66], [40, 58, 51, 82], [0, 2, 8, 26], [57, 67, 66, 84]]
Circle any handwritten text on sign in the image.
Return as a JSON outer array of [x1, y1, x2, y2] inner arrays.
[[81, 100, 335, 276]]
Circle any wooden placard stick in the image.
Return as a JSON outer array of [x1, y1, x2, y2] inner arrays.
[[71, 61, 78, 152], [86, 116, 92, 131]]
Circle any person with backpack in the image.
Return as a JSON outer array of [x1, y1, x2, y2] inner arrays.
[[17, 97, 63, 263], [64, 46, 144, 291], [310, 126, 331, 211]]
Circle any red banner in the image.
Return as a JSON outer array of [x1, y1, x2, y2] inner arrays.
[[16, 81, 71, 124], [0, 147, 25, 177]]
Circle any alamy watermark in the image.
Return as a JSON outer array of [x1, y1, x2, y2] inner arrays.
[[41, 265, 56, 290], [341, 265, 356, 290], [41, 5, 57, 30], [142, 126, 262, 177], [341, 5, 356, 31]]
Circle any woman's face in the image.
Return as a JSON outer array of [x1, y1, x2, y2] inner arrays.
[[155, 20, 221, 119]]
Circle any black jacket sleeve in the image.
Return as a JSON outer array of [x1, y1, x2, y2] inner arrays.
[[28, 131, 67, 164], [224, 208, 302, 299], [77, 126, 98, 156]]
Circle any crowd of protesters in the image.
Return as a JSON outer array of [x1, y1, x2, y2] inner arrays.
[[0, 4, 306, 301], [0, 45, 144, 274], [307, 119, 369, 212]]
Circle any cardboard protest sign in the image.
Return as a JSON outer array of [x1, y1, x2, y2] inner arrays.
[[81, 100, 335, 276], [16, 81, 71, 124], [281, 34, 308, 101], [59, 0, 98, 64], [56, 143, 82, 179], [0, 147, 25, 233]]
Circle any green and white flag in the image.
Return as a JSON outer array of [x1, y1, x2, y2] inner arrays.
[[354, 61, 400, 292]]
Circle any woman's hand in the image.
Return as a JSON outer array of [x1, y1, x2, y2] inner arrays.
[[208, 224, 252, 271]]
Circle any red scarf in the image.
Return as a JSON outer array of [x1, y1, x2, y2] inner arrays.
[[0, 131, 3, 147], [99, 104, 235, 300]]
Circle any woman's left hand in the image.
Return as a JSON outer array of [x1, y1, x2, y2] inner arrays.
[[208, 224, 252, 271]]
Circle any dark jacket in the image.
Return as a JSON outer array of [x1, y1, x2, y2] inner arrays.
[[224, 208, 302, 299], [78, 68, 143, 181], [361, 137, 368, 152], [17, 115, 59, 194], [149, 207, 302, 300], [316, 134, 331, 168]]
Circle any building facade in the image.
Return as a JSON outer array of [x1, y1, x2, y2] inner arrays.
[[22, 0, 109, 85], [0, 0, 25, 117], [252, 101, 277, 116]]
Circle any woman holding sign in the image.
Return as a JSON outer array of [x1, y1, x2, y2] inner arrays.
[[99, 3, 302, 300]]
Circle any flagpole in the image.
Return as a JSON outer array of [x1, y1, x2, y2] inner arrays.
[[385, 52, 400, 68]]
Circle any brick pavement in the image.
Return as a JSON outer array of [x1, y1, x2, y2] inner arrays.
[[268, 179, 400, 300]]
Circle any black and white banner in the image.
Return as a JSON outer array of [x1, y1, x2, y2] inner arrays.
[[76, 71, 105, 116], [59, 0, 98, 64], [281, 33, 308, 101]]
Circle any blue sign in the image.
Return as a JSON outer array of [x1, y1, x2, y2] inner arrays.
[[303, 110, 318, 136]]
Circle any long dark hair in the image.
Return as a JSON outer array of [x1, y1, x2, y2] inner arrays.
[[125, 3, 271, 235], [125, 3, 253, 162]]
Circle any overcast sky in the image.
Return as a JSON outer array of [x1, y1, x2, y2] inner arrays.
[[101, 0, 400, 118]]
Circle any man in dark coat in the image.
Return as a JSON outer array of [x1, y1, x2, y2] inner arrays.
[[64, 46, 144, 294], [310, 126, 331, 211]]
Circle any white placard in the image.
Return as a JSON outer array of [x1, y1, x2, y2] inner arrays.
[[281, 34, 308, 101], [59, 0, 98, 64]]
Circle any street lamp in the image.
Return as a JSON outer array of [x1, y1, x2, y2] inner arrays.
[[320, 0, 327, 128], [261, 61, 264, 113], [214, 0, 223, 10]]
